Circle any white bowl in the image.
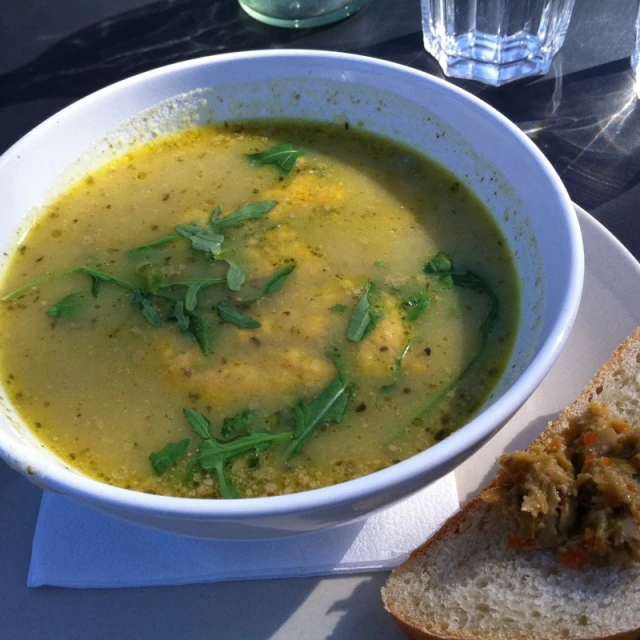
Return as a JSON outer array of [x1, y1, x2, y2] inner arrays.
[[0, 51, 583, 539]]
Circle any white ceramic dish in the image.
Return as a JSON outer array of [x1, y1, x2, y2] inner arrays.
[[1, 207, 630, 640], [0, 51, 583, 539]]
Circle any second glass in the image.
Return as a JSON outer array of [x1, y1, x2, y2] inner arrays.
[[238, 0, 369, 28], [421, 0, 576, 86]]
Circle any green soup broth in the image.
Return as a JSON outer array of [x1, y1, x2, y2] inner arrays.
[[0, 120, 519, 498]]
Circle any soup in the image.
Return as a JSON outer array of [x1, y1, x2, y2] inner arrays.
[[0, 121, 519, 498]]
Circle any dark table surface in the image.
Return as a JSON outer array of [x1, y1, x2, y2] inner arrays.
[[3, 0, 640, 253], [2, 1, 640, 638]]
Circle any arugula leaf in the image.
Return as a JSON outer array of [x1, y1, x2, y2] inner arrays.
[[46, 292, 85, 318], [216, 301, 261, 329], [182, 280, 221, 310], [330, 346, 348, 381], [185, 460, 201, 484], [2, 265, 140, 302], [80, 266, 175, 305], [175, 224, 224, 255], [149, 439, 191, 475], [76, 266, 137, 292], [424, 252, 453, 274], [402, 292, 430, 322], [188, 312, 214, 355], [347, 283, 373, 342], [440, 274, 454, 289], [330, 304, 347, 313], [221, 409, 255, 438], [451, 271, 499, 337], [385, 270, 500, 445], [126, 234, 181, 255], [159, 278, 225, 312], [135, 263, 165, 294], [177, 406, 288, 497], [131, 289, 162, 327], [90, 276, 101, 298], [286, 374, 350, 460], [225, 261, 246, 292], [183, 408, 213, 439], [246, 144, 302, 175], [1, 270, 76, 302], [196, 431, 290, 499], [173, 300, 190, 331], [263, 264, 296, 295], [381, 338, 414, 393], [211, 201, 277, 229]]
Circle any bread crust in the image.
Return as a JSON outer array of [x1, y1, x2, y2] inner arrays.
[[382, 327, 640, 640]]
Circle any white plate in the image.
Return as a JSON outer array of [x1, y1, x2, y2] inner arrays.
[[267, 203, 640, 639], [455, 204, 640, 502], [0, 204, 638, 637]]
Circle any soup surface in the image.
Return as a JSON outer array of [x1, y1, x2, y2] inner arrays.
[[0, 121, 519, 498]]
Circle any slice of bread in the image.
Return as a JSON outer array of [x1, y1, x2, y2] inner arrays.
[[382, 327, 640, 640]]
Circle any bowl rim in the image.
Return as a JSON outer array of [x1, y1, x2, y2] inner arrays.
[[0, 49, 584, 520]]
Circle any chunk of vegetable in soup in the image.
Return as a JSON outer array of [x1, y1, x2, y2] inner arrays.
[[0, 121, 519, 498]]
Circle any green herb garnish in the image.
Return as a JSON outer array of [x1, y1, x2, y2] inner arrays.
[[211, 201, 277, 229], [135, 263, 165, 294], [451, 272, 499, 337], [216, 301, 261, 329], [286, 373, 350, 460], [263, 264, 296, 295], [347, 283, 373, 342], [1, 270, 77, 302], [175, 224, 225, 255], [159, 278, 225, 312], [188, 312, 214, 355], [149, 439, 191, 475], [221, 409, 255, 438], [402, 292, 430, 322], [424, 253, 456, 288], [46, 292, 85, 318], [330, 304, 347, 313], [424, 252, 453, 274], [180, 407, 289, 498], [196, 431, 290, 498], [385, 269, 500, 444], [246, 144, 302, 175], [76, 266, 138, 292], [381, 338, 414, 393], [81, 267, 174, 326], [225, 261, 246, 292], [183, 408, 213, 439], [173, 300, 190, 332], [440, 274, 454, 289], [126, 234, 181, 255], [131, 289, 162, 327], [90, 276, 101, 298]]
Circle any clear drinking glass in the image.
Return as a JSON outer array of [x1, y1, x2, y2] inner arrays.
[[238, 0, 369, 28], [633, 0, 640, 96], [421, 0, 576, 86]]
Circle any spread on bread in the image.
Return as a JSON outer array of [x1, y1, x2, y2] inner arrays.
[[484, 402, 640, 565]]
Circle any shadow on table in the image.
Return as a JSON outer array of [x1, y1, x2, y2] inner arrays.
[[3, 0, 640, 218], [326, 573, 402, 639], [452, 57, 640, 213], [0, 0, 439, 155], [2, 462, 386, 640], [0, 0, 290, 108], [0, 0, 431, 109]]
